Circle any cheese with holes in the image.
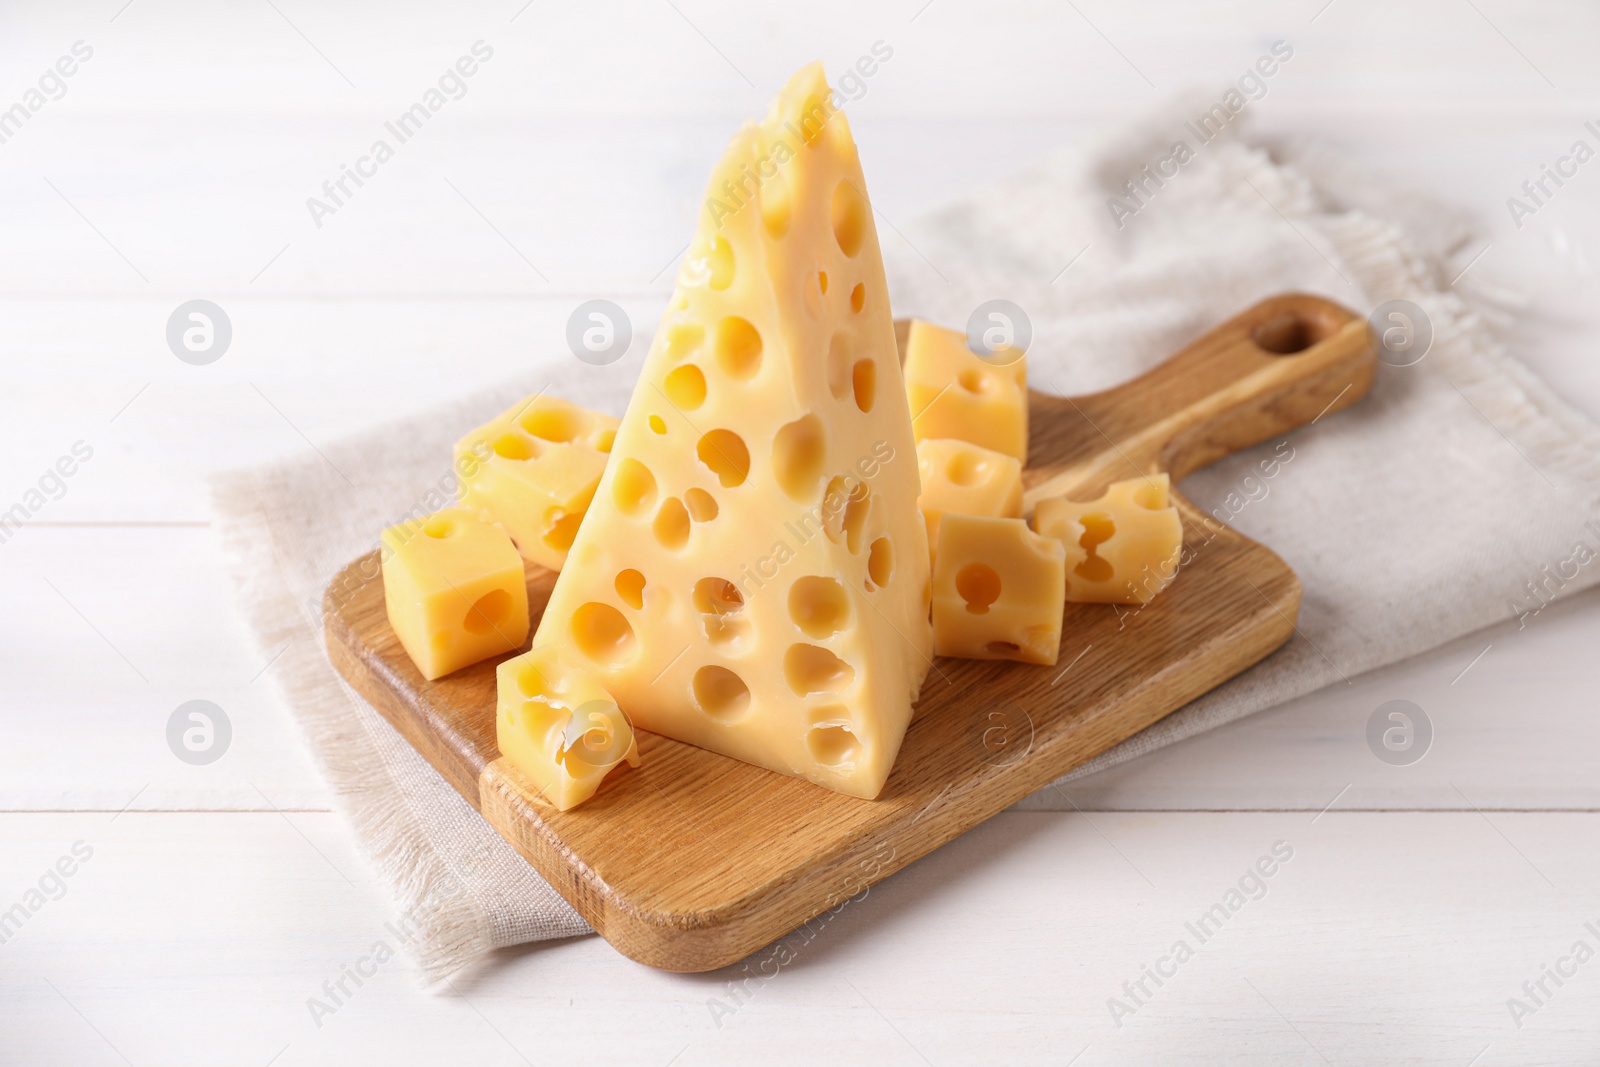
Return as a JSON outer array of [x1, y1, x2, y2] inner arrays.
[[932, 514, 1064, 665], [529, 64, 932, 800], [496, 646, 640, 810], [904, 320, 1028, 462], [916, 438, 1022, 556], [381, 507, 529, 680], [455, 395, 620, 572], [1034, 474, 1183, 604]]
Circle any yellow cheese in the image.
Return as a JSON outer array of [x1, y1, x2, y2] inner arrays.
[[904, 320, 1028, 462], [380, 507, 529, 680], [455, 395, 620, 572], [529, 63, 932, 800], [1034, 474, 1184, 605], [496, 646, 640, 810], [932, 514, 1064, 666], [915, 438, 1022, 554]]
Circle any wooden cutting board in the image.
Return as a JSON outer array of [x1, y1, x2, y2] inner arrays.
[[324, 292, 1374, 972]]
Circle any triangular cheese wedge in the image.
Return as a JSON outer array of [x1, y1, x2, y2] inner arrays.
[[531, 63, 932, 799]]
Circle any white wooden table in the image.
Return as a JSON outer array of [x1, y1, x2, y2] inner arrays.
[[3, 2, 1598, 1063]]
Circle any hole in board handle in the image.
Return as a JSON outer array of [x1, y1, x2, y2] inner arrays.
[[1251, 313, 1328, 355]]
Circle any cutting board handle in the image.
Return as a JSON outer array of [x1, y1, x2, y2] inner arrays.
[[1020, 292, 1375, 505]]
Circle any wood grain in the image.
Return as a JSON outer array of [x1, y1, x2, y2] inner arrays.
[[323, 293, 1375, 972]]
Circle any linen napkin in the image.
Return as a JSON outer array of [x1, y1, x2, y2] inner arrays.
[[214, 101, 1600, 982]]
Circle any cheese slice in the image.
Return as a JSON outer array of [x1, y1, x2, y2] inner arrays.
[[496, 646, 640, 811], [931, 514, 1065, 666], [380, 507, 529, 680], [529, 63, 932, 799], [455, 395, 620, 572], [904, 320, 1028, 462], [1033, 474, 1184, 604], [915, 438, 1023, 559]]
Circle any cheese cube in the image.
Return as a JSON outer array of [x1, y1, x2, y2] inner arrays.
[[932, 515, 1065, 666], [381, 507, 530, 680], [455, 395, 620, 572], [916, 438, 1023, 554], [496, 646, 640, 811], [1034, 474, 1184, 605], [904, 320, 1028, 462], [529, 64, 933, 800]]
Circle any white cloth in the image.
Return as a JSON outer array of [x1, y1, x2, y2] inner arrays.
[[214, 102, 1600, 982]]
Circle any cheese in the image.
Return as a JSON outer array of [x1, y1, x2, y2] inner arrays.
[[932, 514, 1064, 666], [903, 320, 1028, 462], [915, 438, 1022, 556], [529, 63, 932, 800], [380, 507, 529, 680], [1034, 474, 1183, 604], [455, 394, 620, 572], [496, 646, 640, 810]]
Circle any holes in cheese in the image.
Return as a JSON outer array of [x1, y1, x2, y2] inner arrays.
[[648, 414, 667, 435], [697, 429, 750, 488], [455, 394, 620, 572], [959, 368, 995, 395], [955, 562, 1001, 615], [463, 588, 514, 636], [714, 316, 763, 379], [495, 647, 640, 811], [511, 657, 562, 700], [684, 487, 719, 522], [932, 515, 1065, 666], [852, 359, 876, 413], [693, 665, 751, 721], [381, 507, 529, 681], [820, 479, 872, 553], [831, 180, 868, 257], [611, 458, 657, 516], [492, 433, 534, 461], [867, 537, 894, 588], [541, 508, 583, 552], [773, 414, 827, 503], [693, 577, 744, 616], [842, 486, 871, 553], [946, 449, 991, 487], [521, 404, 588, 443], [615, 568, 646, 610], [1133, 481, 1168, 509], [570, 602, 636, 667], [652, 497, 691, 550], [1074, 513, 1116, 582], [527, 63, 934, 800], [915, 439, 1024, 556], [693, 578, 749, 650], [784, 643, 856, 696], [1033, 474, 1183, 605], [664, 364, 707, 410], [706, 235, 735, 290], [788, 576, 850, 639], [806, 716, 861, 767]]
